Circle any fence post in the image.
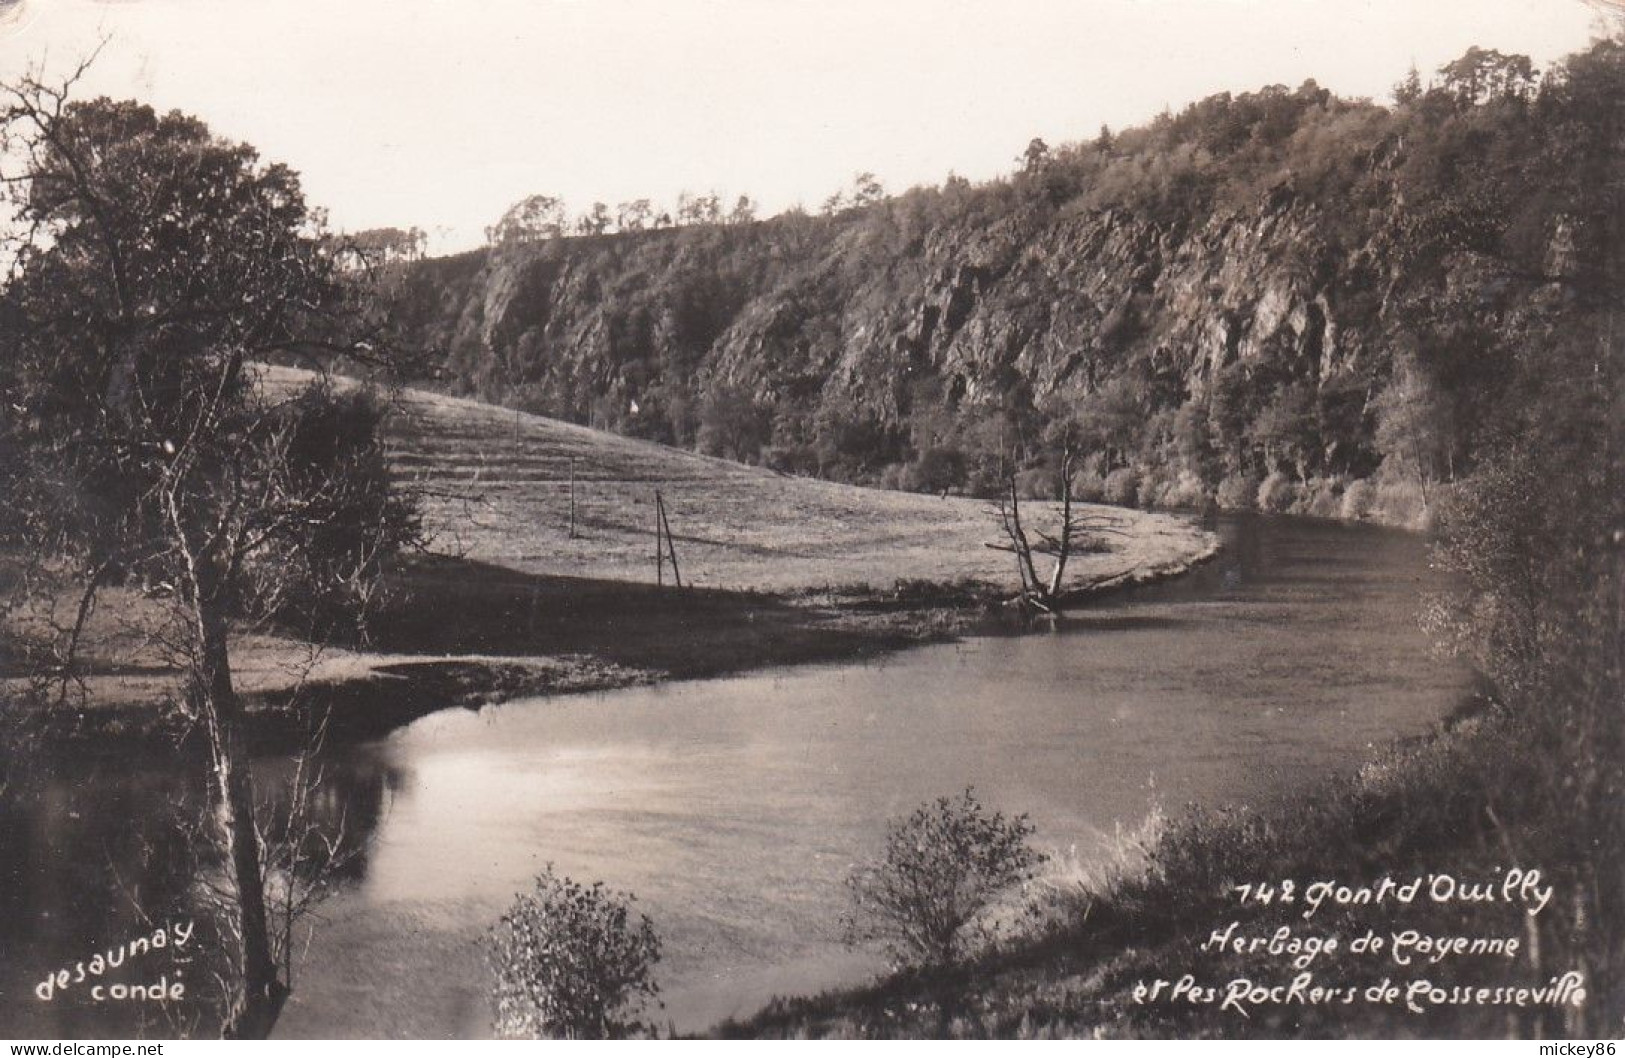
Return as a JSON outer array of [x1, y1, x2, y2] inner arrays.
[[659, 495, 683, 589]]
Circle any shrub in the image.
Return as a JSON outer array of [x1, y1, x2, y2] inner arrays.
[[1014, 465, 1058, 500], [488, 868, 662, 1039], [844, 788, 1043, 968], [1215, 472, 1261, 510], [1369, 475, 1432, 530], [1153, 468, 1211, 510], [908, 446, 967, 494], [1256, 471, 1299, 513], [1102, 467, 1141, 507], [1339, 477, 1375, 520], [1300, 475, 1345, 519], [877, 462, 910, 491], [1070, 468, 1107, 503], [763, 443, 818, 476]]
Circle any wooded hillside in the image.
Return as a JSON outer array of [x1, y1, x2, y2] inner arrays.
[[392, 41, 1621, 527]]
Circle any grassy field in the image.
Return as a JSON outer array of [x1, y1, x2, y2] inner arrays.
[[9, 367, 1216, 745], [336, 367, 1211, 593]]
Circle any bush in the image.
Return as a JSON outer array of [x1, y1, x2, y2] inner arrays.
[[1256, 471, 1299, 513], [488, 868, 662, 1039], [1339, 477, 1375, 520], [1215, 472, 1260, 510], [1370, 475, 1433, 530], [1299, 475, 1345, 519], [908, 446, 967, 494], [1102, 467, 1141, 507], [1070, 468, 1107, 503], [877, 462, 911, 491], [763, 443, 818, 476], [1151, 468, 1211, 510], [844, 788, 1043, 968]]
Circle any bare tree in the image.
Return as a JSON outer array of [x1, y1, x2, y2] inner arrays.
[[987, 417, 1122, 610]]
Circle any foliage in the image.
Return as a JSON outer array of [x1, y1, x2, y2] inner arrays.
[[399, 38, 1625, 528], [845, 789, 1042, 968], [696, 384, 772, 463], [908, 446, 966, 494], [236, 384, 423, 644], [486, 194, 566, 245], [488, 868, 663, 1040], [0, 91, 415, 607], [0, 76, 420, 1037], [345, 226, 426, 265]]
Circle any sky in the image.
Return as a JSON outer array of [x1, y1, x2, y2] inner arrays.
[[0, 0, 1611, 253]]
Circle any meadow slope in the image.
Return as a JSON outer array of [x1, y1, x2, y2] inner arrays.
[[357, 367, 1212, 593], [14, 367, 1216, 745]]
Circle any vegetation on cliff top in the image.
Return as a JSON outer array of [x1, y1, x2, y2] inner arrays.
[[707, 40, 1623, 1039], [391, 41, 1619, 532]]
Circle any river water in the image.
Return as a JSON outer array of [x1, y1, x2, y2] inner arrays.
[[0, 514, 1469, 1038]]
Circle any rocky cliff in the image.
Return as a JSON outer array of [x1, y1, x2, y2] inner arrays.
[[393, 52, 1613, 520]]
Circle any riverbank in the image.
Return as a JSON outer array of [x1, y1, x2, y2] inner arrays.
[[16, 532, 1217, 758], [719, 696, 1596, 1039], [6, 512, 1480, 1043], [7, 368, 1218, 756]]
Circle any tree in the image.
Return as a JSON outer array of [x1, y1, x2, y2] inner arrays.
[[1418, 328, 1622, 1036], [908, 446, 966, 496], [1207, 360, 1260, 474], [986, 408, 1120, 610], [488, 868, 662, 1039], [675, 190, 722, 226], [1393, 62, 1424, 106], [1020, 136, 1051, 174], [1373, 353, 1452, 508], [1437, 47, 1537, 107], [615, 198, 653, 232], [575, 201, 612, 236], [728, 193, 758, 225], [844, 789, 1042, 968], [850, 171, 885, 208], [695, 383, 771, 463], [0, 76, 420, 1036], [1248, 381, 1319, 482], [811, 399, 901, 479], [1075, 376, 1144, 471], [1172, 398, 1222, 485]]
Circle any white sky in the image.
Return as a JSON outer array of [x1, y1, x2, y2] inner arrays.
[[0, 0, 1609, 253]]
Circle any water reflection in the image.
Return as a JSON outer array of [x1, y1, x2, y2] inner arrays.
[[0, 515, 1468, 1039], [0, 753, 402, 1036]]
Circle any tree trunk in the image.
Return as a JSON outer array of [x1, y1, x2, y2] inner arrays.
[[1045, 453, 1075, 599], [192, 589, 287, 1039], [1007, 481, 1041, 596]]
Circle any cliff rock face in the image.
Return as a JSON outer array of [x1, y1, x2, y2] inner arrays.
[[395, 109, 1587, 512], [413, 198, 1382, 418]]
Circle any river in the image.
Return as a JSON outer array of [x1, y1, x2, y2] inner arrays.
[[0, 514, 1470, 1038]]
